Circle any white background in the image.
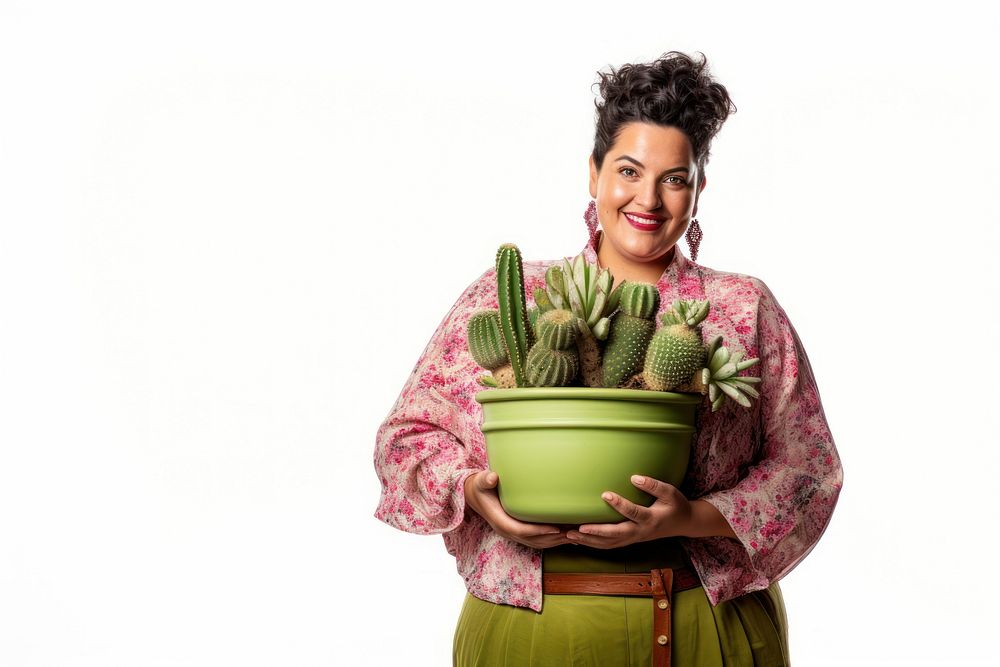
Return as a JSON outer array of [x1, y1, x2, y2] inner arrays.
[[2, 1, 998, 665]]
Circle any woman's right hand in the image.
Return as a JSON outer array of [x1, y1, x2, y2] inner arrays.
[[464, 471, 571, 549]]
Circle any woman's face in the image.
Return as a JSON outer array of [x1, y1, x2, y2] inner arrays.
[[588, 122, 705, 278]]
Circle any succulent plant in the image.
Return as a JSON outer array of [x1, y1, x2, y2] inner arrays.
[[601, 282, 659, 388], [701, 335, 761, 412], [642, 299, 711, 391], [495, 244, 534, 387], [525, 309, 580, 387], [532, 254, 625, 387], [538, 255, 621, 339]]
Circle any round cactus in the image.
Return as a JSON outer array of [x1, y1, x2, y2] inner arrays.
[[526, 345, 579, 387], [642, 299, 712, 391], [536, 309, 578, 351], [524, 309, 581, 387], [643, 324, 708, 391]]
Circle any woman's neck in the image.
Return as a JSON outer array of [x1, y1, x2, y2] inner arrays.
[[596, 232, 675, 286]]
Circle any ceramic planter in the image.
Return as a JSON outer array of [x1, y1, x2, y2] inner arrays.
[[475, 387, 702, 524]]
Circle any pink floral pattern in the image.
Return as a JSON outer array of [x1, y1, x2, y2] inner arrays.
[[373, 233, 844, 611]]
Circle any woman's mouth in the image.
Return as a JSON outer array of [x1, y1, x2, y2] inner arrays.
[[624, 212, 665, 231]]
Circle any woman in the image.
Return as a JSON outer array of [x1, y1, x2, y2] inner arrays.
[[374, 51, 843, 666]]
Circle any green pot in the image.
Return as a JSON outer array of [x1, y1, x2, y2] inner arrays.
[[475, 387, 702, 524]]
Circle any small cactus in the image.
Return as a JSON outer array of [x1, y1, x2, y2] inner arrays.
[[525, 309, 580, 387], [467, 310, 508, 370], [534, 308, 578, 350], [467, 309, 516, 388], [601, 282, 659, 388], [643, 299, 710, 391]]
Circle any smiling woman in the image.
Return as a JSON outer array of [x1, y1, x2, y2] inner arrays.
[[589, 123, 704, 287], [374, 50, 843, 667]]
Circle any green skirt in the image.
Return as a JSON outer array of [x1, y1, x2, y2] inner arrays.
[[453, 538, 789, 666]]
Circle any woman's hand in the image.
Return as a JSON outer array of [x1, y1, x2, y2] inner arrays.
[[464, 471, 571, 549], [566, 475, 695, 549]]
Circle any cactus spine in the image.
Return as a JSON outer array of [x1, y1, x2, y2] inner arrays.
[[525, 309, 580, 387], [601, 282, 660, 388], [496, 243, 535, 387]]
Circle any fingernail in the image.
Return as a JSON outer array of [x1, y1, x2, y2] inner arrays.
[[632, 475, 646, 485], [601, 492, 613, 502]]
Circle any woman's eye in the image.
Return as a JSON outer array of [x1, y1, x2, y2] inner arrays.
[[620, 167, 638, 178], [665, 176, 684, 185]]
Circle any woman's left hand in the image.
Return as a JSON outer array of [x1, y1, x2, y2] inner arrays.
[[566, 475, 693, 549]]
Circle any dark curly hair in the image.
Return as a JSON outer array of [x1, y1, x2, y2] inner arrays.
[[591, 51, 736, 186]]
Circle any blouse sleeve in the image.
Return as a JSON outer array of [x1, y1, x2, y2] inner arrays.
[[373, 269, 492, 535], [697, 279, 844, 597]]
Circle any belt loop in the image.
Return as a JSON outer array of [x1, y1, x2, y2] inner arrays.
[[650, 568, 674, 667]]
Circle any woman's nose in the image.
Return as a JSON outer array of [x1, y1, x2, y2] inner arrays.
[[633, 179, 661, 210]]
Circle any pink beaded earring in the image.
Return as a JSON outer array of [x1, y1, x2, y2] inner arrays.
[[584, 200, 600, 250], [685, 218, 703, 262]]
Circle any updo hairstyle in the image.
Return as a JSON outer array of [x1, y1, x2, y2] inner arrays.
[[591, 51, 737, 187]]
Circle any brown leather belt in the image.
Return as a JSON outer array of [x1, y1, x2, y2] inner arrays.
[[543, 566, 701, 667]]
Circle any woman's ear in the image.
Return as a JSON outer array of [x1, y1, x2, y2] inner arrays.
[[588, 156, 598, 199], [692, 174, 707, 217]]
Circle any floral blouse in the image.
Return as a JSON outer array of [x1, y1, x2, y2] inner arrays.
[[373, 232, 844, 611]]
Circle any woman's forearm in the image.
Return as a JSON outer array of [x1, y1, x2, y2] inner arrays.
[[683, 500, 738, 539]]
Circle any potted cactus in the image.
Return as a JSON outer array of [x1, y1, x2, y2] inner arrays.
[[470, 243, 760, 523]]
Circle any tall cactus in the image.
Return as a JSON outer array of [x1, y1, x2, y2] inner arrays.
[[495, 243, 535, 387]]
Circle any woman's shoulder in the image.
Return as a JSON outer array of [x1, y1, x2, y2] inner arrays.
[[695, 258, 765, 289], [692, 259, 775, 308]]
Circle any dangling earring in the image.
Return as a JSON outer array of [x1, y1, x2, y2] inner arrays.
[[685, 218, 703, 262], [584, 200, 600, 250]]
